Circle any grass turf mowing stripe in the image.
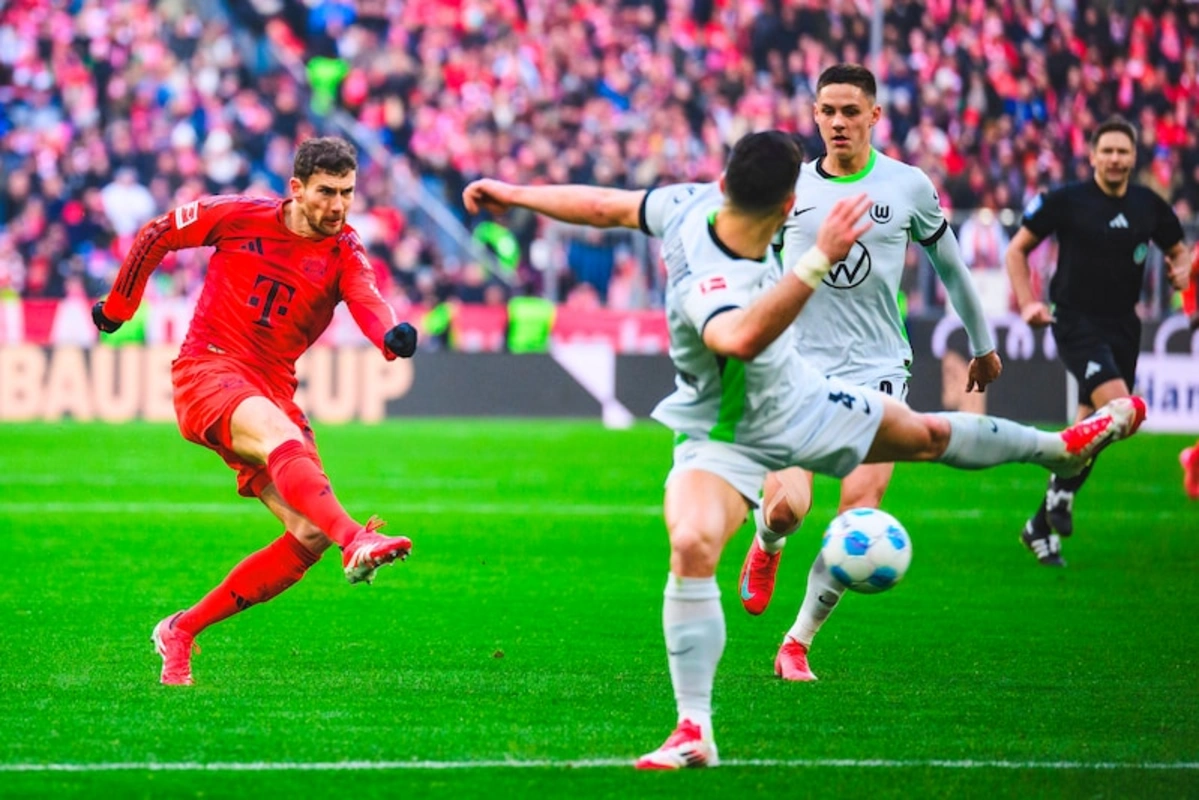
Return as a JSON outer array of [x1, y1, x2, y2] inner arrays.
[[0, 503, 995, 520], [0, 501, 663, 516], [3, 759, 1197, 772]]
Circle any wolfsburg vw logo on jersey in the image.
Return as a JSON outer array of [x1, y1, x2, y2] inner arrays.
[[870, 203, 891, 224], [823, 242, 871, 289]]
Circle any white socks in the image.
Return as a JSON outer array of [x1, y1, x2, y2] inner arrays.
[[936, 412, 1065, 470], [786, 552, 844, 646], [663, 574, 725, 737]]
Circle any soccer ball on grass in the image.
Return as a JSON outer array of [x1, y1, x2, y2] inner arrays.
[[820, 507, 912, 594]]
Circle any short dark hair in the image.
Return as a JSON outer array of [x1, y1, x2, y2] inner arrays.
[[816, 63, 877, 100], [723, 131, 802, 214], [1090, 115, 1137, 149], [293, 137, 358, 182]]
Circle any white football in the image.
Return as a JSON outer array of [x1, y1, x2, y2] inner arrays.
[[820, 507, 912, 594]]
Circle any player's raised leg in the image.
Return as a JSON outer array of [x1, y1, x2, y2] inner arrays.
[[739, 468, 812, 615], [864, 394, 1145, 476], [636, 467, 748, 770], [230, 396, 411, 582]]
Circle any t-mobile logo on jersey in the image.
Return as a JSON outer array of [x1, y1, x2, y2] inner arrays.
[[248, 275, 297, 328]]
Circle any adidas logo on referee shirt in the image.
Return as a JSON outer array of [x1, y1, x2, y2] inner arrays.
[[1109, 213, 1129, 228]]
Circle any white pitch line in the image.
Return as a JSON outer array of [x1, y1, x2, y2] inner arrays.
[[1, 758, 1196, 772]]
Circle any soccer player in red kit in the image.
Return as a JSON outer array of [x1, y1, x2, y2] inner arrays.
[[1181, 245, 1199, 499], [92, 137, 419, 685]]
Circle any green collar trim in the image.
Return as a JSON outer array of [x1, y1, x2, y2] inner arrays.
[[818, 148, 877, 183]]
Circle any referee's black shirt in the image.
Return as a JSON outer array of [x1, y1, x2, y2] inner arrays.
[[1020, 180, 1183, 317]]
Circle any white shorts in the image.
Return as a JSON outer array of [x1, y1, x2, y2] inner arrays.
[[827, 367, 910, 404], [665, 375, 887, 505]]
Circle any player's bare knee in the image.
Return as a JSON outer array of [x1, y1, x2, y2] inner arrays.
[[923, 414, 952, 459], [892, 413, 950, 461], [231, 398, 306, 462], [259, 419, 306, 454], [762, 471, 811, 534], [763, 498, 801, 534], [668, 525, 721, 573]]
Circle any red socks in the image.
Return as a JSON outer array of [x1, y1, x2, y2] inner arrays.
[[265, 440, 361, 546], [175, 533, 320, 636], [171, 442, 366, 638]]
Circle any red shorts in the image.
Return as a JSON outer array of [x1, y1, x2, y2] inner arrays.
[[171, 355, 321, 498]]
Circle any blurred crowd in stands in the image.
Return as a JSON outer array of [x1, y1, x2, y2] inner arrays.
[[1, 0, 1197, 318]]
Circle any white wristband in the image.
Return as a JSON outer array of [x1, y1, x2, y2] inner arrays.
[[791, 246, 832, 289]]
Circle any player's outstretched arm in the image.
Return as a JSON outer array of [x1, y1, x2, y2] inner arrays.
[[922, 228, 1001, 391], [339, 234, 421, 360], [1005, 226, 1053, 327], [94, 200, 228, 333], [704, 195, 872, 361], [463, 179, 646, 230]]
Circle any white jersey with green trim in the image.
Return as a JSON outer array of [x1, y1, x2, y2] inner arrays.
[[642, 182, 828, 449], [781, 149, 948, 379]]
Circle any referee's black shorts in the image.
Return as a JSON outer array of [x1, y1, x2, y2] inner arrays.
[[1051, 307, 1140, 405]]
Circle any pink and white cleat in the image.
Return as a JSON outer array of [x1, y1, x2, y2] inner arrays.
[[635, 719, 719, 770], [152, 611, 199, 686], [1055, 396, 1146, 477], [738, 535, 782, 616], [342, 517, 412, 584], [774, 637, 817, 682], [1181, 446, 1199, 501]]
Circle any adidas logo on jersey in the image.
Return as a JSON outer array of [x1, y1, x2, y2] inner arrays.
[[1109, 213, 1129, 229], [1085, 361, 1102, 379]]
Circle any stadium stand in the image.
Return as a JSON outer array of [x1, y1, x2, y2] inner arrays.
[[1, 0, 1196, 321]]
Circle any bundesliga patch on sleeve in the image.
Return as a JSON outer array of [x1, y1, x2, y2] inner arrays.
[[174, 201, 200, 229], [698, 275, 728, 295]]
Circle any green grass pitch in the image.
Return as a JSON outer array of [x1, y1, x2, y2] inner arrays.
[[1, 420, 1196, 798]]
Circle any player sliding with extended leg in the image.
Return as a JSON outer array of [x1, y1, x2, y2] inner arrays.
[[464, 129, 1146, 769], [92, 137, 419, 686]]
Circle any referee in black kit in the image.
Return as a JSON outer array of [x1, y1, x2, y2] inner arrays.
[[1007, 115, 1191, 567]]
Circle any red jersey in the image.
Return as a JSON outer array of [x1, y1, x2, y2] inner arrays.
[[103, 195, 398, 393]]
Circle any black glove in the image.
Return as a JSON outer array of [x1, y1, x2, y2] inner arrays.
[[92, 301, 122, 334], [384, 322, 418, 358]]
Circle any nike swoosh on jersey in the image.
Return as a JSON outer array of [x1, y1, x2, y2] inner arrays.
[[792, 206, 817, 217]]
